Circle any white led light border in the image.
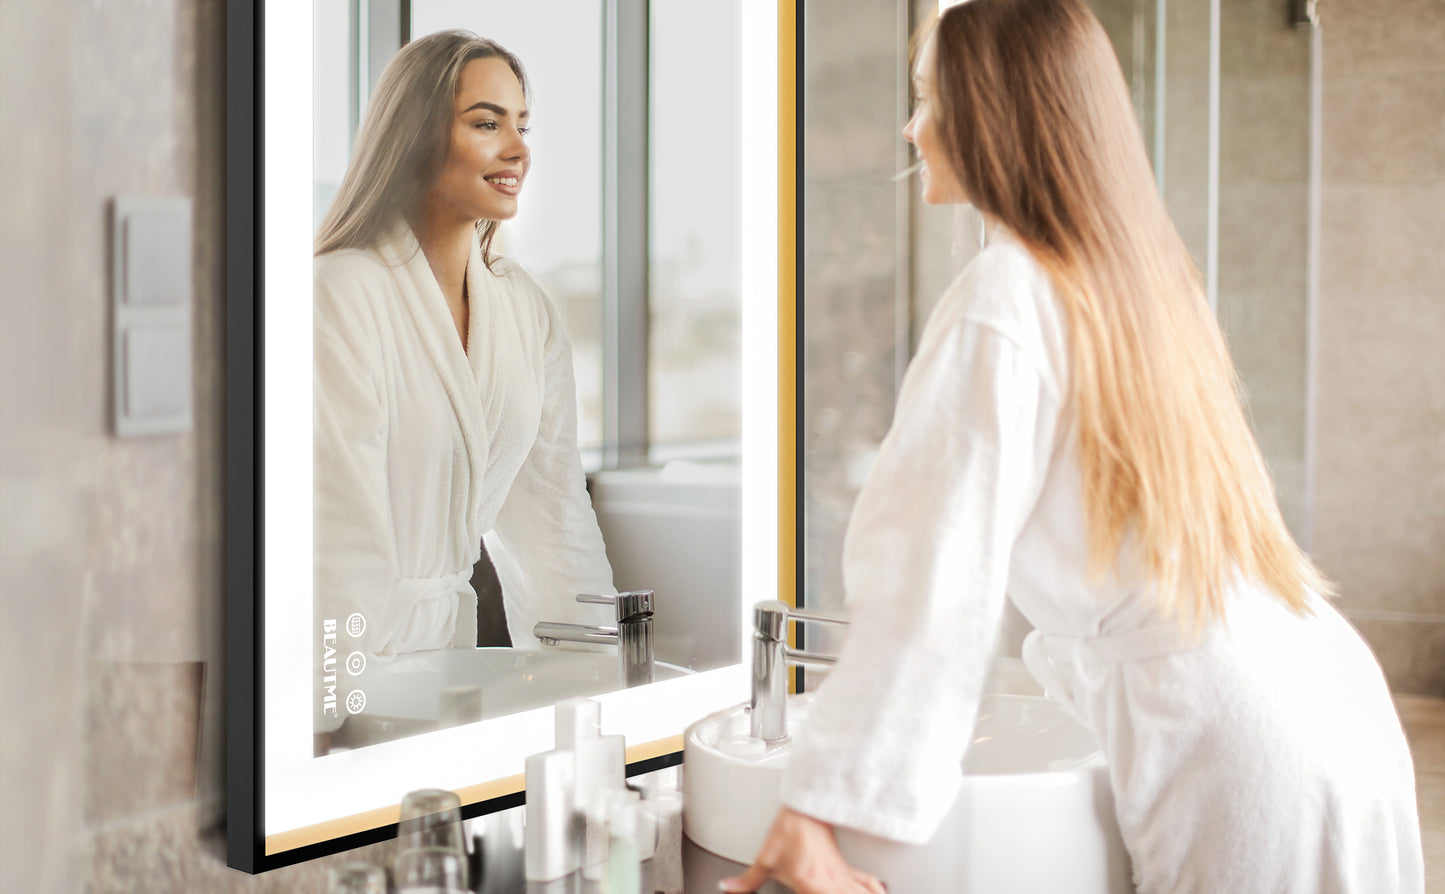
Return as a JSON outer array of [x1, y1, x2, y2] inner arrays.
[[262, 0, 779, 839]]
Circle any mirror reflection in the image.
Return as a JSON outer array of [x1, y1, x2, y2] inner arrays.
[[311, 2, 745, 753]]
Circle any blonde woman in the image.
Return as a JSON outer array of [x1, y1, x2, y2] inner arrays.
[[312, 31, 613, 737], [725, 1, 1423, 891]]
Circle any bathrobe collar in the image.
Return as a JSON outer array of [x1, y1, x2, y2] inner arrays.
[[374, 219, 494, 526]]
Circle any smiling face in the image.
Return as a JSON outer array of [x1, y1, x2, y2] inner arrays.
[[903, 35, 968, 206], [422, 56, 531, 226]]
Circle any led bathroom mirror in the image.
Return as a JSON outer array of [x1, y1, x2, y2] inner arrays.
[[226, 0, 791, 871]]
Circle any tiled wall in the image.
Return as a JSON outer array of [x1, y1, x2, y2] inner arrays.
[[1312, 0, 1445, 696], [0, 1, 395, 891]]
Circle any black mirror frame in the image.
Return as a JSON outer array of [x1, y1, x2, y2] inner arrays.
[[224, 0, 800, 873]]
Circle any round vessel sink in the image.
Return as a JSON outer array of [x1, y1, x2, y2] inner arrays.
[[683, 673, 1132, 893]]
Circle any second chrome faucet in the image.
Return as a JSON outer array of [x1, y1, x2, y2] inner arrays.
[[749, 600, 849, 742]]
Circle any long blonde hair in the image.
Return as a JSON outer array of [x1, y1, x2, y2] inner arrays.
[[314, 30, 529, 267], [927, 0, 1329, 626]]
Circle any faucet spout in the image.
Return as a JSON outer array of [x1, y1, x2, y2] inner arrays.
[[533, 623, 620, 647], [533, 590, 656, 688]]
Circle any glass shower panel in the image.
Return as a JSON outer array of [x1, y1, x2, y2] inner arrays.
[[1093, 0, 1313, 538], [1215, 1, 1313, 538], [801, 0, 914, 619]]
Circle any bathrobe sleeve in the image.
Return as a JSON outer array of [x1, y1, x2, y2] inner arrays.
[[312, 258, 404, 732], [779, 291, 1063, 844], [488, 275, 616, 648]]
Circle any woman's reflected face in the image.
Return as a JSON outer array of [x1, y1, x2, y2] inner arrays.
[[426, 57, 532, 225], [903, 36, 967, 205]]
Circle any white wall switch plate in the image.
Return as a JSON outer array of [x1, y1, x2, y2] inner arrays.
[[111, 196, 194, 436]]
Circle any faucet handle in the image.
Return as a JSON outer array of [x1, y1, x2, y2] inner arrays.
[[752, 600, 849, 641], [788, 608, 849, 627], [577, 590, 654, 621]]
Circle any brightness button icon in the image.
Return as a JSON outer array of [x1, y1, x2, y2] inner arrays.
[[345, 689, 367, 715]]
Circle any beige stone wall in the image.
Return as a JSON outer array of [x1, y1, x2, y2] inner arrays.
[[1312, 0, 1445, 695], [0, 1, 396, 890]]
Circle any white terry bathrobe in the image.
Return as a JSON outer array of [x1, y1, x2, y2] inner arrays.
[[780, 229, 1424, 892], [313, 222, 614, 730]]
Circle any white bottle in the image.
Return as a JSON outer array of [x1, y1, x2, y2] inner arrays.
[[523, 698, 628, 883]]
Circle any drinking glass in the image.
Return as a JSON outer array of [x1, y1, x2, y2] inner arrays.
[[397, 788, 469, 889], [398, 788, 467, 854], [395, 846, 469, 894]]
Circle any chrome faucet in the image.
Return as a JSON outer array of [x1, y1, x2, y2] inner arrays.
[[750, 600, 849, 742], [534, 590, 655, 688]]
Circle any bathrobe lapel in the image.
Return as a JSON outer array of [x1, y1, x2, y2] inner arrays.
[[378, 224, 490, 530], [464, 234, 516, 494]]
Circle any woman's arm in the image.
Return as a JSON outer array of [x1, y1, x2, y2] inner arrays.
[[786, 318, 1058, 838], [726, 303, 1061, 886], [488, 277, 615, 647]]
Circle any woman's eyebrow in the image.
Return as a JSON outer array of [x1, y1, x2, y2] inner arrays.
[[461, 100, 530, 119]]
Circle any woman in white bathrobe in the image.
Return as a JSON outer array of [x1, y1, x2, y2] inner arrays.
[[311, 31, 615, 737], [724, 1, 1424, 892]]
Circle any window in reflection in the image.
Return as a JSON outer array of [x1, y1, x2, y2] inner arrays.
[[648, 3, 743, 461]]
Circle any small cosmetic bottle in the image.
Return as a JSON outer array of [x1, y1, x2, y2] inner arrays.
[[523, 698, 628, 884], [523, 748, 577, 883], [605, 789, 644, 894]]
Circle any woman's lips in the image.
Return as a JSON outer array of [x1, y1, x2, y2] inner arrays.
[[484, 174, 521, 196]]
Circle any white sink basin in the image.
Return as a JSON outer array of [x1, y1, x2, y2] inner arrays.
[[683, 679, 1132, 892], [354, 647, 689, 728]]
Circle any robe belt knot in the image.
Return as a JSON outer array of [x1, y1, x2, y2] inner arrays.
[[1022, 620, 1222, 724]]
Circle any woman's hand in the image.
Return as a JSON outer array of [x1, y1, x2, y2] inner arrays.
[[718, 807, 887, 894]]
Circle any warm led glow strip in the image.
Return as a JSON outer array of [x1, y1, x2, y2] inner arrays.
[[263, 736, 685, 855], [778, 0, 797, 615]]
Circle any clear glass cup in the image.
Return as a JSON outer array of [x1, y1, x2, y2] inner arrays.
[[327, 862, 387, 894], [398, 788, 467, 853], [397, 788, 469, 889], [395, 846, 469, 894]]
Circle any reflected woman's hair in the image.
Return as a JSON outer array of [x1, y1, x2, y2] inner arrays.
[[314, 29, 531, 266]]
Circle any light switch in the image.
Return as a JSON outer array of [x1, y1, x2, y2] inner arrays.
[[123, 326, 190, 420], [123, 206, 191, 307], [112, 197, 193, 436]]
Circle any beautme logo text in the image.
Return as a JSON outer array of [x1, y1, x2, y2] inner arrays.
[[321, 619, 339, 717]]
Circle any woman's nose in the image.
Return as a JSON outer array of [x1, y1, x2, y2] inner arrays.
[[505, 130, 529, 161], [902, 112, 918, 143]]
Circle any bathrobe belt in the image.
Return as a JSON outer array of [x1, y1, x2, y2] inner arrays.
[[1022, 621, 1224, 724], [389, 570, 478, 654]]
